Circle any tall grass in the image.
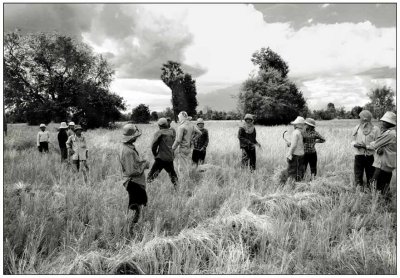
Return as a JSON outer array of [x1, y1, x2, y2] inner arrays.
[[3, 120, 396, 274]]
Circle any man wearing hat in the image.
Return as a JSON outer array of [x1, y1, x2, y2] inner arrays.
[[302, 118, 326, 177], [172, 111, 202, 173], [119, 123, 150, 224], [66, 125, 89, 181], [192, 118, 209, 166], [286, 116, 306, 181], [370, 111, 397, 197], [147, 118, 178, 188], [351, 110, 380, 188], [57, 122, 69, 162], [238, 114, 261, 171], [37, 123, 50, 153], [67, 122, 75, 138]]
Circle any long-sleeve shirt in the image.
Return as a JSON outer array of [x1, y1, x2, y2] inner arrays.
[[37, 131, 50, 146], [58, 130, 69, 149], [66, 134, 88, 161], [238, 127, 258, 149], [351, 125, 380, 156], [193, 129, 209, 151], [172, 121, 202, 151], [288, 128, 304, 156], [151, 128, 175, 162], [119, 143, 148, 186], [370, 129, 396, 172], [303, 129, 325, 153]]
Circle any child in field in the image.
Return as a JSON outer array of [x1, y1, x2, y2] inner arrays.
[[351, 110, 380, 188], [57, 122, 69, 162], [286, 116, 305, 181], [119, 123, 150, 224], [37, 123, 50, 153], [192, 118, 209, 166], [369, 111, 396, 197], [302, 118, 325, 177], [238, 114, 261, 172], [66, 125, 89, 182], [147, 118, 178, 188]]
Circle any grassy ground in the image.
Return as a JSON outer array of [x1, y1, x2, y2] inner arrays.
[[3, 120, 397, 274]]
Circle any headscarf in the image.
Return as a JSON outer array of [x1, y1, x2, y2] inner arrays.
[[353, 110, 373, 136], [178, 111, 192, 124], [243, 114, 255, 134]]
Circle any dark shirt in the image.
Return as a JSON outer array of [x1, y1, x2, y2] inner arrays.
[[238, 127, 258, 149], [193, 129, 209, 150], [57, 129, 69, 149], [152, 128, 176, 162], [302, 129, 325, 153]]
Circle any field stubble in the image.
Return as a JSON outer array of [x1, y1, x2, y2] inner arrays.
[[3, 120, 396, 274]]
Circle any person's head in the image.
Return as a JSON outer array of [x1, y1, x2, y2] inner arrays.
[[197, 118, 205, 130], [122, 123, 141, 144], [59, 122, 68, 130], [74, 125, 83, 136], [244, 114, 254, 125], [380, 111, 396, 130], [291, 116, 305, 130], [304, 118, 316, 131], [178, 111, 189, 123], [359, 110, 373, 124], [157, 118, 169, 129], [40, 123, 46, 131], [68, 121, 75, 130]]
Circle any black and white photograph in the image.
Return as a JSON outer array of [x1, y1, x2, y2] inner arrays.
[[3, 1, 397, 274]]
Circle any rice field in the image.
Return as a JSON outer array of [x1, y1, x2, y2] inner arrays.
[[3, 120, 397, 274]]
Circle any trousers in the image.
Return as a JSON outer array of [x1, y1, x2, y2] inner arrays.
[[304, 152, 318, 176], [241, 147, 256, 171], [354, 155, 374, 187], [147, 158, 178, 186], [287, 155, 305, 182], [192, 149, 206, 165], [371, 167, 393, 195]]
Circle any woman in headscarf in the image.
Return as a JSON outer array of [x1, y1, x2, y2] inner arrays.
[[119, 123, 150, 224], [351, 110, 380, 189], [172, 111, 202, 173], [238, 114, 261, 171]]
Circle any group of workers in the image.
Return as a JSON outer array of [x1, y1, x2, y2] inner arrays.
[[35, 109, 396, 224]]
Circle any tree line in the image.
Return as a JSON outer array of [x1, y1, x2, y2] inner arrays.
[[4, 31, 396, 128]]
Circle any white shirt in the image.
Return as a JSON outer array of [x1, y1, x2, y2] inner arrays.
[[37, 131, 50, 146]]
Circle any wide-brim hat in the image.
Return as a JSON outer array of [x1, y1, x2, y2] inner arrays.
[[68, 121, 75, 126], [197, 118, 204, 124], [304, 118, 316, 127], [122, 123, 141, 143], [59, 122, 68, 129], [40, 123, 46, 128], [380, 111, 396, 126], [74, 125, 83, 131], [291, 116, 305, 125], [244, 114, 254, 121]]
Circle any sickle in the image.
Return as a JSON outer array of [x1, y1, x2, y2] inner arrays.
[[282, 130, 289, 143]]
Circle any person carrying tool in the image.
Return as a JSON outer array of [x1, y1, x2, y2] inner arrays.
[[37, 123, 50, 153], [302, 118, 325, 177], [119, 123, 150, 224], [238, 114, 261, 172], [351, 110, 380, 189], [369, 111, 396, 198], [147, 118, 178, 188], [286, 116, 305, 181], [192, 118, 209, 166]]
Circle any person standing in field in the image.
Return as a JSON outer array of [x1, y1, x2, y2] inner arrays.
[[172, 111, 202, 173], [57, 122, 69, 162], [192, 118, 209, 166], [369, 111, 396, 197], [302, 118, 325, 178], [286, 116, 305, 181], [147, 118, 178, 188], [166, 117, 176, 137], [67, 122, 75, 137], [119, 123, 150, 223], [37, 123, 50, 153], [238, 114, 261, 172], [351, 110, 380, 188], [66, 125, 89, 182]]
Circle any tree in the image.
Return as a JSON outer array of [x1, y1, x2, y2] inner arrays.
[[351, 106, 363, 118], [4, 31, 125, 128], [131, 104, 151, 124], [251, 47, 289, 78], [327, 103, 336, 119], [239, 62, 307, 125], [150, 111, 159, 121], [364, 86, 396, 119], [161, 61, 198, 121]]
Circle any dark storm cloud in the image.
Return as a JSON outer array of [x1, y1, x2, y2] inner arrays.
[[4, 3, 207, 80], [253, 3, 396, 29]]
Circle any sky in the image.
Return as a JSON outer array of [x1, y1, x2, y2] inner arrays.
[[4, 3, 396, 112]]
